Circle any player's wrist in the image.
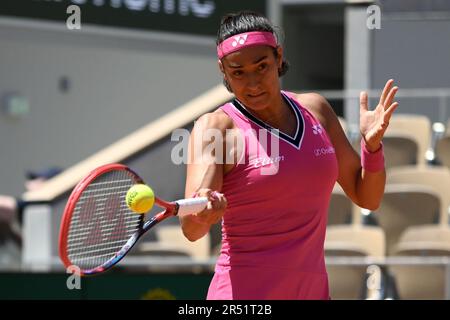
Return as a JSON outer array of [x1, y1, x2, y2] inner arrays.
[[361, 138, 385, 173]]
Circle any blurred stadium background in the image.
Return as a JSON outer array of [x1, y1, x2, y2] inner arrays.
[[1, 0, 450, 300]]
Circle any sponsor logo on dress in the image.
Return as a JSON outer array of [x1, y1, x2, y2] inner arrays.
[[251, 155, 285, 168], [314, 146, 335, 157], [312, 124, 323, 135]]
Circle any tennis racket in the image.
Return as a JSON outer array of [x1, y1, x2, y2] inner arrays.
[[58, 163, 208, 276]]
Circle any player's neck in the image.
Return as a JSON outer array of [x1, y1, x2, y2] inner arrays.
[[253, 92, 291, 128]]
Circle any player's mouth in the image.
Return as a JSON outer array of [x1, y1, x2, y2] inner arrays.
[[247, 92, 266, 99]]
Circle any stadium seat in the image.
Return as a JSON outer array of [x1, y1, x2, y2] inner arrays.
[[382, 136, 419, 168], [374, 166, 450, 255], [387, 166, 450, 225], [436, 134, 450, 169], [382, 165, 450, 299], [389, 225, 450, 299], [374, 183, 440, 255], [383, 115, 431, 168], [325, 225, 385, 299]]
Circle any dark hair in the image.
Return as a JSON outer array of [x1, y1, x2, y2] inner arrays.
[[217, 11, 289, 91]]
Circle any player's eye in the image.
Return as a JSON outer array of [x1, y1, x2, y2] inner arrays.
[[232, 70, 243, 77], [258, 63, 267, 71]]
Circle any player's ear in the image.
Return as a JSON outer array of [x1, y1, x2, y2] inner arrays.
[[276, 46, 283, 70], [218, 59, 232, 92], [218, 59, 225, 74]]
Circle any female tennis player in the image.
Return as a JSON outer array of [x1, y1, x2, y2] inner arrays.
[[181, 11, 399, 300]]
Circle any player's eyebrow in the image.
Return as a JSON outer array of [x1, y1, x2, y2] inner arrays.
[[228, 55, 268, 68]]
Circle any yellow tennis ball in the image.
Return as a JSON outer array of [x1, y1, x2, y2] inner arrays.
[[126, 184, 155, 214]]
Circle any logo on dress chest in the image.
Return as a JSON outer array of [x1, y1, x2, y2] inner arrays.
[[314, 146, 335, 157], [311, 123, 335, 157], [251, 155, 285, 168], [312, 124, 323, 135]]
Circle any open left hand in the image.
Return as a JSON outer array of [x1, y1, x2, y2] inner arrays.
[[360, 79, 399, 152]]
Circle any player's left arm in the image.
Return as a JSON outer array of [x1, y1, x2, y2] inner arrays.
[[297, 80, 399, 210]]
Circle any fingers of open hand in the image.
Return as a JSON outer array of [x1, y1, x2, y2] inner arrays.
[[384, 86, 398, 110], [379, 79, 394, 105], [360, 91, 369, 112], [384, 102, 399, 122]]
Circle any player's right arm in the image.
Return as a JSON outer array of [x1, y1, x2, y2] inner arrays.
[[180, 111, 229, 242]]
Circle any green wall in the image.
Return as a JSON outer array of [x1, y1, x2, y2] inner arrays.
[[0, 271, 213, 300]]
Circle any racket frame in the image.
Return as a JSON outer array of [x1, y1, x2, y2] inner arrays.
[[59, 163, 179, 276]]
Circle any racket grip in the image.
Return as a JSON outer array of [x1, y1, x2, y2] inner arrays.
[[176, 197, 209, 217]]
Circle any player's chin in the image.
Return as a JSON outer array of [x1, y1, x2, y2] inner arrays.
[[243, 93, 270, 109]]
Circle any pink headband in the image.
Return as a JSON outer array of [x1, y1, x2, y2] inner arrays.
[[217, 31, 277, 59]]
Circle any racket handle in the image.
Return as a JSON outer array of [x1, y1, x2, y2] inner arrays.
[[176, 197, 209, 217]]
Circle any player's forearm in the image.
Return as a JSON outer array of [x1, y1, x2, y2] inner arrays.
[[355, 168, 386, 210], [180, 217, 211, 242], [353, 139, 386, 210]]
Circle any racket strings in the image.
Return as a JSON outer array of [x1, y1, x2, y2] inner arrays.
[[66, 170, 142, 270]]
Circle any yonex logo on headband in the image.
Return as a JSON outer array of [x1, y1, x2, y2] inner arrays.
[[232, 35, 248, 47], [217, 31, 277, 59]]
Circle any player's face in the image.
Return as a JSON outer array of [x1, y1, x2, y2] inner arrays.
[[220, 45, 283, 111]]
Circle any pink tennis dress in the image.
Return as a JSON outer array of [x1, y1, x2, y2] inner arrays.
[[206, 91, 338, 300]]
